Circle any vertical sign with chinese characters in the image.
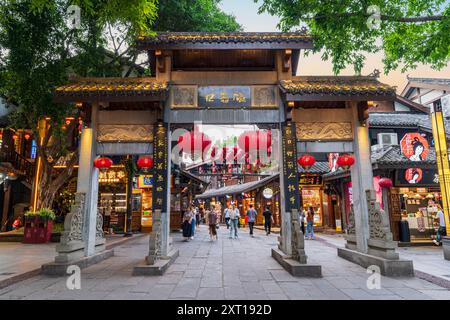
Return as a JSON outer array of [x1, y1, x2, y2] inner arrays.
[[282, 122, 301, 212], [152, 125, 168, 212]]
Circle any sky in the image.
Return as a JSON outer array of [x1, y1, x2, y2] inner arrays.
[[219, 0, 450, 93]]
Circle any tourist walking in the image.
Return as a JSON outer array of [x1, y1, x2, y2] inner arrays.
[[190, 206, 197, 239], [305, 207, 315, 240], [434, 205, 447, 246], [224, 205, 231, 229], [196, 206, 201, 227], [182, 208, 194, 241], [262, 206, 273, 235], [300, 209, 306, 235], [207, 205, 218, 241], [228, 203, 240, 239], [246, 204, 257, 237]]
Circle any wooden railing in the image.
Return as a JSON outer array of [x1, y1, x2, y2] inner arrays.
[[0, 148, 35, 184]]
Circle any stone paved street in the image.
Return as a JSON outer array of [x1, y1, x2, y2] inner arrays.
[[0, 225, 449, 300]]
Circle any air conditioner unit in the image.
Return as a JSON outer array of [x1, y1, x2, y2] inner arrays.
[[377, 133, 398, 147]]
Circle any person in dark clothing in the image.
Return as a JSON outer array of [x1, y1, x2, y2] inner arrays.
[[262, 206, 273, 235], [246, 204, 257, 237]]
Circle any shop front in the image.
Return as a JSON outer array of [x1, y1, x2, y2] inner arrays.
[[392, 168, 441, 242], [299, 174, 324, 226], [98, 166, 155, 233]]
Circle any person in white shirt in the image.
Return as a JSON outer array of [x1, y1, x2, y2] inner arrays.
[[228, 203, 240, 239], [224, 206, 231, 229], [434, 205, 447, 246]]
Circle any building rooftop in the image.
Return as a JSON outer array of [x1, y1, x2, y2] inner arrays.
[[280, 76, 396, 100], [54, 78, 169, 103]]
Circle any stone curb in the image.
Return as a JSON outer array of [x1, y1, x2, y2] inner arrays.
[[0, 233, 147, 290], [317, 235, 450, 289]]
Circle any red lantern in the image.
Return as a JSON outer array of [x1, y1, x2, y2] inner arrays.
[[336, 154, 355, 170], [24, 133, 31, 140], [297, 154, 316, 170], [94, 157, 113, 170], [379, 177, 393, 189], [137, 156, 153, 170], [178, 131, 211, 153], [237, 130, 272, 152], [12, 133, 19, 140]]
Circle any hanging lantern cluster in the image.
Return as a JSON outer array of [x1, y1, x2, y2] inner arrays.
[[336, 154, 355, 170], [297, 154, 316, 170], [379, 177, 393, 189], [178, 130, 212, 154], [94, 157, 113, 170], [237, 130, 272, 153]]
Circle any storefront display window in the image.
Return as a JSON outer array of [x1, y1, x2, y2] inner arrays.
[[301, 188, 322, 225]]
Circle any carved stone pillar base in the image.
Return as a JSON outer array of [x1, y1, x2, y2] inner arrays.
[[345, 234, 358, 251], [368, 238, 399, 260]]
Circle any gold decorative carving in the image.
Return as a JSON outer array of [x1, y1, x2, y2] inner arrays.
[[171, 85, 198, 108], [252, 86, 277, 107], [296, 122, 353, 141], [97, 125, 154, 142]]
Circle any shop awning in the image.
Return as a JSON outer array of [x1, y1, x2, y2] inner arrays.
[[195, 174, 278, 199]]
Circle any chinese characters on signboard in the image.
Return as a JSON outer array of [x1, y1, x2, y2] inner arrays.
[[299, 174, 323, 186], [152, 125, 168, 212], [198, 86, 251, 108], [282, 123, 301, 211], [99, 169, 126, 183]]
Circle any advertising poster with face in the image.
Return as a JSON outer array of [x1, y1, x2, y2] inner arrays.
[[400, 133, 429, 162], [405, 168, 423, 184]]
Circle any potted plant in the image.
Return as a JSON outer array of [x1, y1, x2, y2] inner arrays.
[[23, 210, 38, 244], [36, 208, 55, 243], [23, 208, 56, 243]]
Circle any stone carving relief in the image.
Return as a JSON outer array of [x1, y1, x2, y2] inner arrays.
[[97, 125, 154, 142], [347, 207, 356, 235], [367, 190, 393, 241], [290, 210, 307, 263], [60, 193, 85, 244], [96, 211, 104, 240], [147, 210, 162, 265], [252, 86, 277, 107], [296, 122, 353, 141], [171, 86, 197, 108]]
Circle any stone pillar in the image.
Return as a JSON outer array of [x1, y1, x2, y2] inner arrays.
[[348, 102, 372, 253], [151, 123, 171, 258], [54, 102, 104, 263], [278, 125, 291, 255]]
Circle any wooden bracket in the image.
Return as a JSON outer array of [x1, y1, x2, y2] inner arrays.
[[283, 49, 292, 72], [155, 50, 165, 73]]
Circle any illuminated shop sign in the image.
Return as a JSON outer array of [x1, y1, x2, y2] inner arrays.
[[396, 168, 439, 186]]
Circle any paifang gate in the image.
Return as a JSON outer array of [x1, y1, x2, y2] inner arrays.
[[46, 32, 410, 278]]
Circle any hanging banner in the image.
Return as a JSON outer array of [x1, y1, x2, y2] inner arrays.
[[400, 133, 429, 161], [282, 122, 301, 211], [152, 125, 168, 212]]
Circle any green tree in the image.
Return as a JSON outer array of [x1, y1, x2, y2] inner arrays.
[[0, 0, 157, 209], [155, 0, 242, 32], [256, 0, 450, 74]]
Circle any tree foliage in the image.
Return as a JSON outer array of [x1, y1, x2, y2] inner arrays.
[[256, 0, 450, 74], [0, 0, 158, 208], [155, 0, 242, 32]]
